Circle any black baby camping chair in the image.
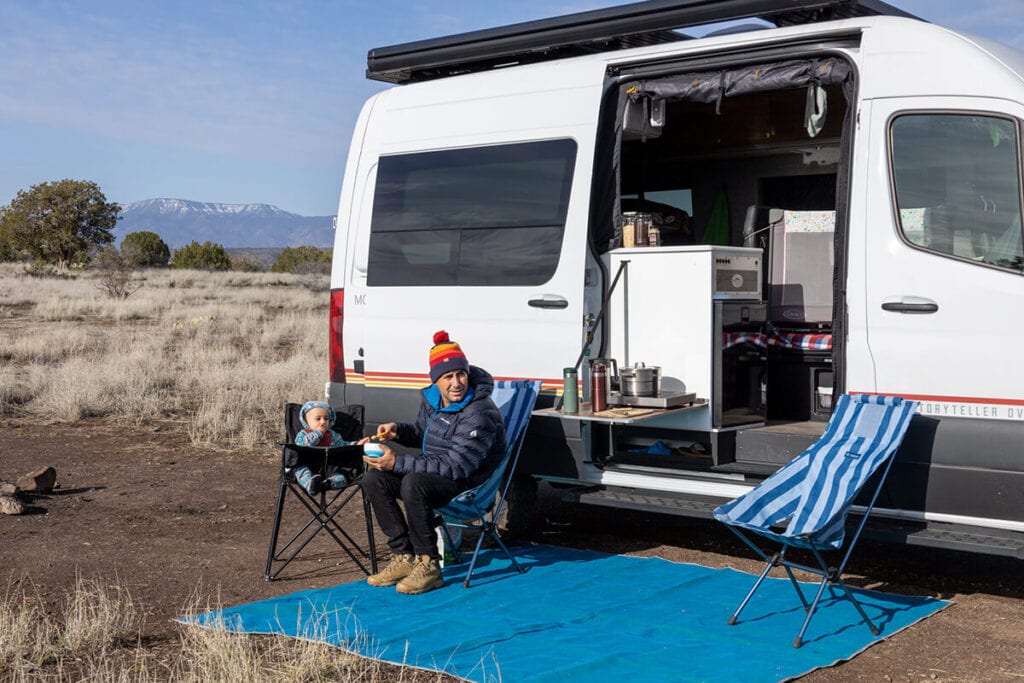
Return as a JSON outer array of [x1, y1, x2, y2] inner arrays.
[[264, 402, 378, 581]]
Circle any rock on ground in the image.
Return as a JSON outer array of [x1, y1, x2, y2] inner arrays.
[[0, 494, 24, 515], [17, 465, 57, 493]]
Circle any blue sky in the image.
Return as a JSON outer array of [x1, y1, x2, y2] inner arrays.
[[1, 1, 1022, 217]]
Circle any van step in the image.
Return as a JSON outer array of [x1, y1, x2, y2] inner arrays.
[[863, 517, 1024, 560], [565, 486, 720, 519], [712, 460, 780, 477]]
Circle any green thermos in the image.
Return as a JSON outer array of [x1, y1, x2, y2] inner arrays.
[[562, 367, 579, 414]]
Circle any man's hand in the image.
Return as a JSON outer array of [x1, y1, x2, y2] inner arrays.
[[364, 444, 396, 472], [374, 423, 398, 442]]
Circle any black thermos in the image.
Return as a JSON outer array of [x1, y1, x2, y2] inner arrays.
[[591, 362, 608, 413]]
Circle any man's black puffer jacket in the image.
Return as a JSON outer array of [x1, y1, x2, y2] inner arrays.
[[392, 365, 507, 486]]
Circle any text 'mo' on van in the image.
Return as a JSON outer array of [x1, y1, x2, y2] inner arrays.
[[329, 0, 1024, 557]]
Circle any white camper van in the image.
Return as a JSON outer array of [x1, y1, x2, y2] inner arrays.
[[329, 0, 1024, 557]]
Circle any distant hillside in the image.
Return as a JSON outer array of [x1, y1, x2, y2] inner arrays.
[[115, 198, 334, 249]]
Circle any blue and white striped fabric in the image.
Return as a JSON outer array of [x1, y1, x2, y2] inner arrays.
[[437, 379, 541, 520], [713, 394, 918, 550]]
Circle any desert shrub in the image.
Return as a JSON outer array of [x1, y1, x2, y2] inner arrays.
[[121, 230, 170, 268], [230, 254, 265, 272], [93, 246, 143, 299], [271, 245, 331, 274], [172, 241, 232, 271]]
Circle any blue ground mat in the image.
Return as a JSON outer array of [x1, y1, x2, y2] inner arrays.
[[187, 544, 948, 682]]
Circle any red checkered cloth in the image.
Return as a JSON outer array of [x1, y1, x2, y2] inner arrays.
[[723, 332, 767, 349], [768, 333, 833, 351], [723, 332, 832, 351]]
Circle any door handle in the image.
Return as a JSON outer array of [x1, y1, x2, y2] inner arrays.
[[528, 295, 569, 309], [881, 297, 938, 314]]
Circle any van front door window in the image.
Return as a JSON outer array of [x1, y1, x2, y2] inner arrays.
[[890, 113, 1024, 271]]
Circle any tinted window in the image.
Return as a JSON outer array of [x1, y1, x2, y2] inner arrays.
[[368, 139, 577, 286], [891, 114, 1023, 271]]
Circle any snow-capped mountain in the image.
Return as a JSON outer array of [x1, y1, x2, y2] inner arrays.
[[116, 198, 334, 248]]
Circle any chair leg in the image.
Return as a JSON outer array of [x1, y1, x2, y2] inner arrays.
[[484, 526, 525, 575], [462, 527, 489, 588], [793, 576, 832, 648], [362, 487, 378, 575], [266, 483, 376, 580], [264, 479, 289, 581], [727, 555, 777, 626], [835, 576, 881, 635]]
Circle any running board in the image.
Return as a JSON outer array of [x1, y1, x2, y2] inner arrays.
[[563, 485, 1024, 558], [862, 516, 1024, 559], [566, 485, 722, 518]]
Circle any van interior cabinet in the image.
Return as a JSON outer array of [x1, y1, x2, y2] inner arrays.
[[606, 246, 765, 435]]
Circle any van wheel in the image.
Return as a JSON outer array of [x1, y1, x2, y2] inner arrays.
[[496, 472, 538, 540]]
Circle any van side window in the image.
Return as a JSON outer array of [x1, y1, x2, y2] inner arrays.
[[367, 139, 577, 286], [890, 113, 1024, 271]]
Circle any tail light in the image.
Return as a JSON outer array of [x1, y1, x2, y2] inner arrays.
[[329, 288, 346, 383]]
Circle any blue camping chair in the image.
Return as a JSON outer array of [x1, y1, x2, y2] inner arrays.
[[436, 379, 541, 588], [713, 394, 918, 647]]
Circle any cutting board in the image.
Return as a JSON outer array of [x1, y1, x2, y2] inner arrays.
[[591, 407, 657, 419]]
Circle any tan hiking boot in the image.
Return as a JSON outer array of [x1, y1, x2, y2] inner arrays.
[[396, 555, 444, 595], [366, 553, 415, 587]]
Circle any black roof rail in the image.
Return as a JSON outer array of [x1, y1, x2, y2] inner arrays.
[[366, 0, 920, 84]]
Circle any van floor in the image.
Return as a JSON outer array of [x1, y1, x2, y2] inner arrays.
[[748, 419, 827, 437]]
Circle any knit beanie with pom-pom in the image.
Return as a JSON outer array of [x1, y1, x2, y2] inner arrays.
[[428, 330, 469, 383]]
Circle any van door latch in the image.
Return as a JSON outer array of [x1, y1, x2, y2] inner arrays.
[[528, 295, 569, 309], [881, 297, 939, 314]]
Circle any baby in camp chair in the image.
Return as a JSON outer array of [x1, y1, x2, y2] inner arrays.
[[291, 400, 359, 495]]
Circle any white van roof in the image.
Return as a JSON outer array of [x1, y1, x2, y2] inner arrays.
[[366, 0, 919, 84], [366, 16, 1024, 110]]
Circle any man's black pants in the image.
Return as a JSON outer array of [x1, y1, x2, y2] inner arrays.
[[360, 469, 470, 559]]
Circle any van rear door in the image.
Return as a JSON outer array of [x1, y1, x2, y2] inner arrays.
[[344, 71, 603, 420]]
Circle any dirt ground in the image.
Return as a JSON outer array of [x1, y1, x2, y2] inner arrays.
[[2, 419, 1023, 681]]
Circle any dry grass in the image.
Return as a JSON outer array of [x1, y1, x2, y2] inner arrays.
[[0, 264, 329, 451], [0, 577, 141, 678], [0, 578, 453, 682]]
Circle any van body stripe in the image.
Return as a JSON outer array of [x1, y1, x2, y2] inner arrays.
[[851, 391, 1024, 407], [345, 369, 563, 393]]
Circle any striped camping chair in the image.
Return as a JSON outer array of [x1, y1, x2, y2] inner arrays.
[[435, 379, 541, 588], [713, 393, 918, 647]]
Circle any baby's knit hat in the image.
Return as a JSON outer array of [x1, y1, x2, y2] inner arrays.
[[428, 330, 469, 383], [299, 400, 336, 430]]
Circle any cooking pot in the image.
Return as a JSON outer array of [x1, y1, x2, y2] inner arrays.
[[618, 362, 662, 397]]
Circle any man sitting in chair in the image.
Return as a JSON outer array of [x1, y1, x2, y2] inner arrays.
[[361, 330, 507, 595]]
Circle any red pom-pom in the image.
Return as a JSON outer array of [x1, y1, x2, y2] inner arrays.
[[433, 330, 450, 344]]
